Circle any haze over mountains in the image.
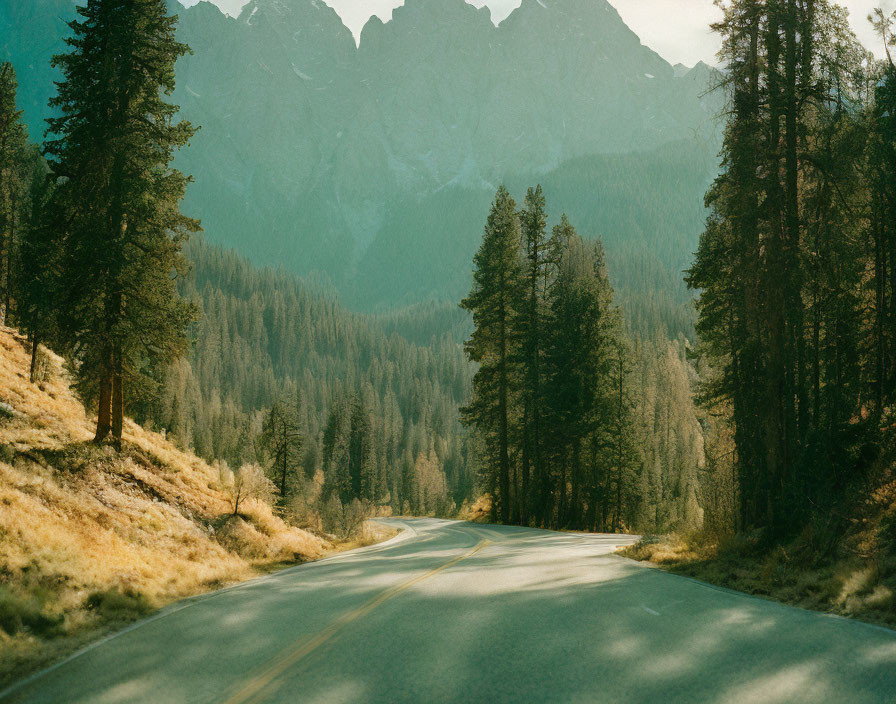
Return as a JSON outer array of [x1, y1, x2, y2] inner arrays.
[[1, 0, 722, 332]]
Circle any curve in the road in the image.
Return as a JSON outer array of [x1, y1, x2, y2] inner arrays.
[[1, 518, 894, 704]]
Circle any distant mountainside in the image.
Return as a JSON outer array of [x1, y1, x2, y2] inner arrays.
[[1, 0, 722, 332]]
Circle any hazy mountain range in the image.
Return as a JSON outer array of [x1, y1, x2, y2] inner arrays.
[[1, 0, 722, 332]]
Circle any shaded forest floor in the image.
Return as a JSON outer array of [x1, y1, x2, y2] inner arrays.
[[0, 327, 388, 688], [621, 473, 896, 629]]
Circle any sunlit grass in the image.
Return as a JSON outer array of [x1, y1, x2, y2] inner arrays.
[[0, 326, 331, 686], [621, 500, 896, 628]]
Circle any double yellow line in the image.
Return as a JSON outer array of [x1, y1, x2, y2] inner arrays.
[[224, 540, 491, 704]]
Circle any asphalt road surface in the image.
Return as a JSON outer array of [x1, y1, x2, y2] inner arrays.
[[3, 518, 895, 703]]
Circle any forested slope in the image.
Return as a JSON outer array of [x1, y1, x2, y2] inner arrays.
[[626, 1, 896, 627], [147, 239, 476, 515], [0, 326, 329, 685]]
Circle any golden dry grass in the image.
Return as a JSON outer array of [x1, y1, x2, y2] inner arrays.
[[621, 491, 896, 629], [333, 521, 401, 552], [0, 326, 330, 686], [456, 494, 491, 523]]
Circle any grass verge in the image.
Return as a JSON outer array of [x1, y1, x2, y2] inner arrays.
[[0, 327, 393, 687], [621, 514, 896, 628]]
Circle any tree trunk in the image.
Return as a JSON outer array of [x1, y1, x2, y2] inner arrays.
[[783, 0, 806, 503], [29, 335, 39, 383], [1, 171, 8, 328], [3, 181, 16, 327], [601, 463, 611, 532], [498, 286, 511, 525], [570, 441, 581, 529], [111, 340, 124, 451], [614, 356, 625, 532], [520, 428, 530, 527], [280, 438, 288, 500], [94, 352, 113, 444], [557, 455, 567, 530], [763, 1, 788, 533]]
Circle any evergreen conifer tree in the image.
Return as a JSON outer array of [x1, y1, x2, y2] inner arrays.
[[0, 62, 29, 325], [45, 0, 199, 449], [17, 154, 60, 382], [544, 230, 616, 529], [349, 393, 375, 503], [461, 186, 521, 524], [260, 400, 304, 501], [515, 185, 551, 526]]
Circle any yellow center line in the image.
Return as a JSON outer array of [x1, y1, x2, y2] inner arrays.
[[223, 539, 492, 704]]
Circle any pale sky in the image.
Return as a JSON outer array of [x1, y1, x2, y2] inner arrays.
[[183, 0, 896, 67]]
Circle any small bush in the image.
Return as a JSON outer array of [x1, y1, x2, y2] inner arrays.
[[880, 512, 896, 550], [219, 462, 276, 516], [85, 588, 153, 621], [865, 584, 895, 610], [0, 586, 61, 636], [320, 496, 370, 540], [287, 494, 321, 532], [214, 516, 269, 560], [0, 444, 14, 463]]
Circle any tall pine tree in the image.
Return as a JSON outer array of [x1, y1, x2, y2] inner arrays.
[[0, 62, 29, 326], [17, 155, 60, 382], [46, 0, 198, 449], [515, 185, 551, 526], [688, 0, 872, 534], [260, 400, 304, 501], [461, 186, 520, 524]]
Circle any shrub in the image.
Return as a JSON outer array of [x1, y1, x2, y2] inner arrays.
[[320, 495, 370, 539], [0, 444, 14, 463], [287, 494, 321, 532], [0, 586, 61, 636], [219, 462, 276, 516], [85, 588, 153, 620]]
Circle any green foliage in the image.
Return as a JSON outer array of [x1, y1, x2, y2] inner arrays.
[[463, 187, 645, 531], [632, 338, 705, 533], [0, 62, 30, 327], [152, 238, 474, 516], [513, 185, 551, 526], [260, 400, 303, 501], [16, 152, 59, 379], [84, 588, 153, 621], [687, 0, 896, 535], [45, 0, 199, 446], [461, 186, 521, 523], [320, 496, 370, 540], [0, 586, 61, 637]]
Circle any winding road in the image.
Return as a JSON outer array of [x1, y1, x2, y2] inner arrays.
[[3, 518, 896, 703]]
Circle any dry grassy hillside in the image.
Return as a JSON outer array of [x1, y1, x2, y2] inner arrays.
[[622, 468, 896, 628], [0, 326, 331, 686]]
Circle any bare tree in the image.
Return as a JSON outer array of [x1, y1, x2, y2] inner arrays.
[[223, 462, 276, 516], [320, 496, 370, 540]]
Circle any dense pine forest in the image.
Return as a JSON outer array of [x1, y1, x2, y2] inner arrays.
[[4, 0, 896, 697], [456, 0, 896, 542], [459, 186, 703, 531], [154, 238, 476, 516], [687, 0, 896, 537]]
